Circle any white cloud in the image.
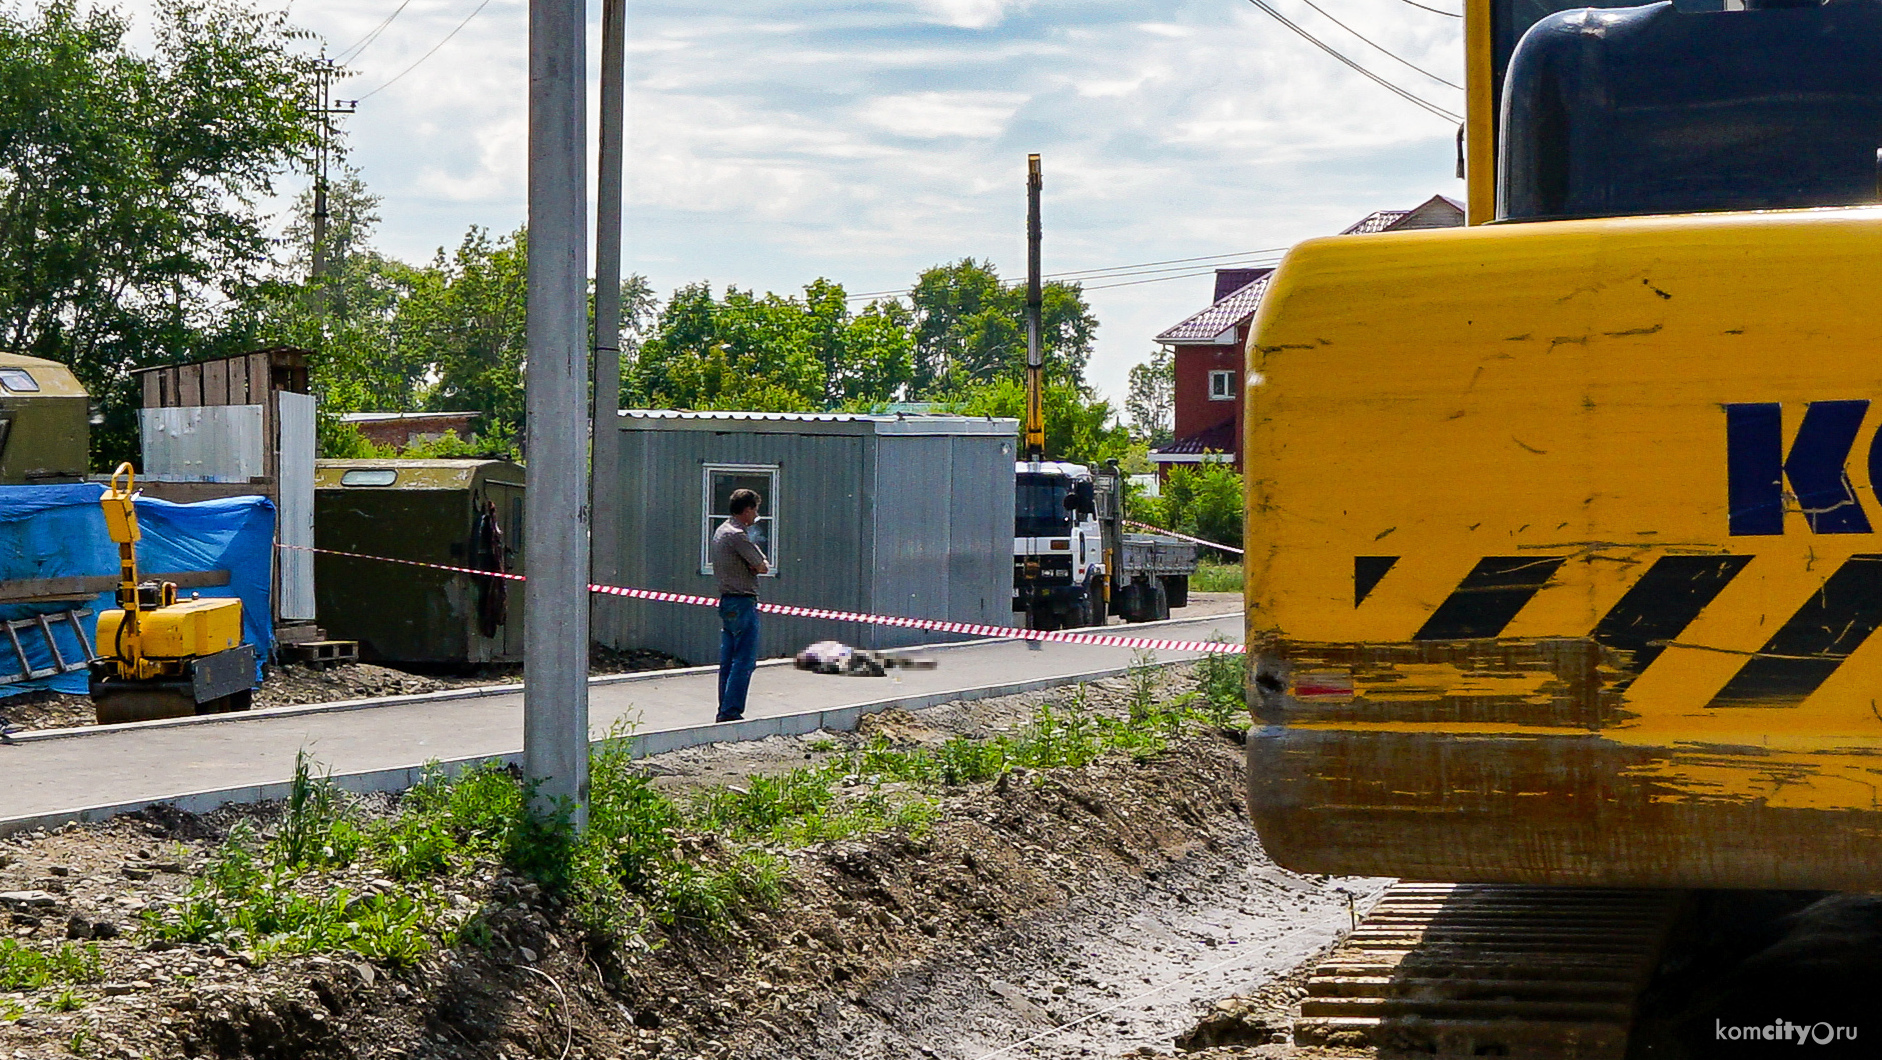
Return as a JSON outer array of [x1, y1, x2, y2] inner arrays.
[[858, 92, 1029, 139], [916, 0, 1018, 29], [107, 0, 1468, 402]]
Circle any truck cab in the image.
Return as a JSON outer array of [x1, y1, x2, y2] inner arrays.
[[1013, 460, 1105, 629]]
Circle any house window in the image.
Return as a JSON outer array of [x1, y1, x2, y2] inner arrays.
[[700, 464, 780, 577], [1209, 370, 1235, 400]]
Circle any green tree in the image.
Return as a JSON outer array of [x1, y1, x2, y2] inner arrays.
[[396, 227, 531, 431], [908, 259, 1095, 394], [243, 170, 431, 419], [1126, 347, 1174, 446], [1150, 462, 1243, 547], [629, 280, 913, 412], [948, 377, 1132, 465], [0, 0, 322, 467]]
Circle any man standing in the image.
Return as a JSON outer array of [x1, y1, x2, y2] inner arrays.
[[711, 488, 769, 722]]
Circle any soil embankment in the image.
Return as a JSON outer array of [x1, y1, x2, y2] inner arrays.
[[0, 663, 1380, 1060]]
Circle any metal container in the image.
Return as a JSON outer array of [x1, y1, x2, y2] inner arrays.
[[314, 459, 525, 665], [0, 353, 88, 484], [595, 411, 1018, 665]]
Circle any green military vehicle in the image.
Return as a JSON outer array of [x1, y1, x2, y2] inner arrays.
[[0, 353, 88, 483]]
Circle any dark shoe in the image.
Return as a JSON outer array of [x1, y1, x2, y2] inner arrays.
[[715, 714, 743, 723]]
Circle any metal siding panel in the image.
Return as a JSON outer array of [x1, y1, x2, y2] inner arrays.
[[139, 406, 266, 480], [605, 421, 1013, 670], [869, 434, 951, 649], [277, 393, 317, 620]]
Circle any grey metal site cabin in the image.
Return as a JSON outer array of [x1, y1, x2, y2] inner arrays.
[[595, 411, 1018, 666]]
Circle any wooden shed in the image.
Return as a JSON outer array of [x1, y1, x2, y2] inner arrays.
[[132, 347, 316, 625]]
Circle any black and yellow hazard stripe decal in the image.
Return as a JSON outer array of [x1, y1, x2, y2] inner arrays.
[[1412, 556, 1566, 641], [1358, 552, 1882, 707], [1707, 553, 1882, 708]]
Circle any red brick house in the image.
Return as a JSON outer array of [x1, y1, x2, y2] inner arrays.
[[1149, 195, 1464, 475]]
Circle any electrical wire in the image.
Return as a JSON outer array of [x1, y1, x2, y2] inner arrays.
[[1240, 0, 1462, 121], [333, 0, 415, 65], [357, 0, 495, 100], [843, 249, 1291, 302], [1397, 0, 1463, 16], [1290, 0, 1461, 89]]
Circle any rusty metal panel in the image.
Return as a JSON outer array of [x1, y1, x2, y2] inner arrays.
[[1245, 205, 1882, 890]]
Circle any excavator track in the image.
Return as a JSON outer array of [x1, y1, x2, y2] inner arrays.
[[1293, 882, 1686, 1059]]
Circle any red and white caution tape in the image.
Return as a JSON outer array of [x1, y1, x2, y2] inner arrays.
[[1125, 520, 1244, 556], [280, 544, 1245, 655]]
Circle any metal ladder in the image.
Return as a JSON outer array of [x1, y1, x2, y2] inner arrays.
[[0, 610, 96, 685]]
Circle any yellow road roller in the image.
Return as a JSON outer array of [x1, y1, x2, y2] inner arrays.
[[89, 464, 254, 724]]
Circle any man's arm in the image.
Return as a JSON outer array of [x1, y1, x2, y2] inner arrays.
[[733, 532, 770, 575]]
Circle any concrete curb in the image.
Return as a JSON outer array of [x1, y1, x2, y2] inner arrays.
[[0, 655, 1193, 836], [9, 610, 1242, 746]]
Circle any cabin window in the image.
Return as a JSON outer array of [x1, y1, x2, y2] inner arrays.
[[341, 469, 399, 487], [1209, 370, 1235, 400], [700, 464, 779, 577], [0, 369, 38, 393]]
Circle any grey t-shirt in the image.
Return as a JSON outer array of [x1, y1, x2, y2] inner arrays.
[[711, 519, 767, 597]]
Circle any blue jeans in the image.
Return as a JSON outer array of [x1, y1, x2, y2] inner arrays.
[[717, 595, 759, 721]]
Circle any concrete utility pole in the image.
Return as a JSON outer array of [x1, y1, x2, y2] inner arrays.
[[591, 0, 627, 599], [1023, 153, 1045, 461], [523, 0, 590, 829], [308, 56, 355, 303]]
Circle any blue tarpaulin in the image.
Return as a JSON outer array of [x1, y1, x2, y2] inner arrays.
[[0, 485, 274, 697]]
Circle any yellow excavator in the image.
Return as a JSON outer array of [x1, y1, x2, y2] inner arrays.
[[89, 463, 255, 724]]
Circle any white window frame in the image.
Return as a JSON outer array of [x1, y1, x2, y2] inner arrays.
[[700, 463, 780, 578], [1208, 370, 1235, 401]]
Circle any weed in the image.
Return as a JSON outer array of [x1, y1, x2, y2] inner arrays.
[[1194, 638, 1247, 726], [1191, 559, 1243, 594], [67, 1026, 94, 1056], [48, 988, 83, 1012], [0, 999, 19, 1021], [806, 737, 839, 753], [0, 940, 101, 991]]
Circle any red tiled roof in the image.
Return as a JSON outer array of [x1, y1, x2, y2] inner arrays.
[[1153, 420, 1237, 456], [1154, 271, 1273, 344]]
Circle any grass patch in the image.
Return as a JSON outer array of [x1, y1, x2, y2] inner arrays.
[[143, 659, 1228, 961], [0, 940, 100, 991], [1191, 559, 1243, 594]]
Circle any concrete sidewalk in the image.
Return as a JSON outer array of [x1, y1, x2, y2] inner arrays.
[[0, 612, 1243, 833]]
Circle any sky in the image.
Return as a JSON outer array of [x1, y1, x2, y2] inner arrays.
[[117, 0, 1466, 407]]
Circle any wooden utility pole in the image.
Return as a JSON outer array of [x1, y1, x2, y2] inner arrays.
[[523, 0, 591, 830]]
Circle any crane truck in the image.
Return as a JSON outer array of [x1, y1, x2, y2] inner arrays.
[[1009, 154, 1197, 631]]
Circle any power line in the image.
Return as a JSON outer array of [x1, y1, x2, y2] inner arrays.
[[1397, 0, 1462, 16], [1240, 0, 1462, 121], [1046, 246, 1291, 279], [843, 248, 1293, 301], [844, 256, 1286, 303], [1290, 0, 1461, 89], [334, 0, 416, 65], [357, 0, 495, 101]]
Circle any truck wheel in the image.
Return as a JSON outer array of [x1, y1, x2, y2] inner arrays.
[[1151, 578, 1170, 621], [1163, 575, 1188, 610], [1116, 580, 1146, 623]]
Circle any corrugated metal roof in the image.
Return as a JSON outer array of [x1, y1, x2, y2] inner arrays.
[[618, 409, 1017, 437], [1155, 271, 1273, 344]]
